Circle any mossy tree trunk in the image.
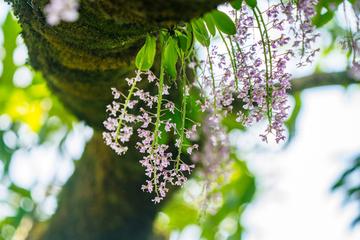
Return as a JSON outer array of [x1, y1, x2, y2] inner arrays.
[[32, 132, 159, 240], [4, 0, 226, 239], [5, 0, 359, 239]]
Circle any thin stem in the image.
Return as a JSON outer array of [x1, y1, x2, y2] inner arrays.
[[115, 78, 138, 144], [206, 47, 217, 110], [256, 6, 274, 121], [257, 6, 273, 77], [151, 68, 164, 149], [218, 31, 239, 90], [253, 8, 272, 124], [150, 50, 166, 196], [257, 6, 274, 123], [176, 55, 188, 171]]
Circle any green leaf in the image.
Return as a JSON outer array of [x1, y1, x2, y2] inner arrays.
[[135, 34, 157, 71], [313, 0, 342, 28], [210, 10, 236, 35], [230, 0, 243, 10], [222, 113, 245, 131], [163, 37, 179, 78], [245, 0, 257, 8], [312, 10, 334, 27], [177, 34, 189, 52], [191, 19, 210, 47], [176, 29, 193, 54], [160, 196, 198, 230], [185, 23, 195, 52], [8, 184, 31, 198], [285, 92, 302, 147], [203, 14, 216, 36]]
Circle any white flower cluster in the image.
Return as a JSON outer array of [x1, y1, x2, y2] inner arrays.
[[103, 71, 200, 203], [44, 0, 80, 26]]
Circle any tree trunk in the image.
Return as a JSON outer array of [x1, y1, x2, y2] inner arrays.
[[4, 0, 225, 238], [31, 132, 159, 240]]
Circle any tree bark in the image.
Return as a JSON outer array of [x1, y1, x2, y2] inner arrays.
[[30, 132, 159, 240], [291, 71, 359, 93]]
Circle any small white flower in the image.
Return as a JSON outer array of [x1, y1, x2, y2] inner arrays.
[[111, 88, 121, 99], [44, 0, 80, 26]]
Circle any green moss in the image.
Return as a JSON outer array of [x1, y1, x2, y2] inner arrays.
[[36, 132, 160, 240], [6, 0, 226, 127]]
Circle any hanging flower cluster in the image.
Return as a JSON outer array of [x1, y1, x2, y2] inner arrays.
[[232, 1, 319, 142], [192, 116, 231, 188], [101, 1, 323, 202], [103, 64, 199, 202], [194, 1, 319, 143], [37, 0, 359, 203], [191, 118, 232, 214]]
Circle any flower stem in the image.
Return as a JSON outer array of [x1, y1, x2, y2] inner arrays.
[[152, 69, 164, 149], [176, 56, 188, 171], [253, 8, 272, 124], [256, 6, 273, 78], [207, 47, 217, 111], [218, 31, 239, 91], [115, 75, 138, 144], [150, 51, 165, 196]]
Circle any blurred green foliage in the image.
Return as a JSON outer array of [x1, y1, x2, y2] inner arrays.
[[0, 12, 76, 240], [155, 156, 255, 239], [332, 155, 360, 228], [313, 0, 357, 27]]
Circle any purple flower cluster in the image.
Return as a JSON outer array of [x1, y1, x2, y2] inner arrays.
[[195, 3, 319, 143], [102, 1, 322, 203], [191, 118, 231, 212], [234, 2, 318, 141], [103, 71, 199, 203], [291, 0, 320, 66], [340, 4, 360, 78]]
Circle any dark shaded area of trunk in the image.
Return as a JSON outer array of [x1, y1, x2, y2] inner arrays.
[[30, 132, 159, 240]]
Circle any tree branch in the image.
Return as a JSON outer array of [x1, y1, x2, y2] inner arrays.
[[291, 71, 359, 93]]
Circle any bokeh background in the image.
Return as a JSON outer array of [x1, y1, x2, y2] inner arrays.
[[0, 1, 360, 239]]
